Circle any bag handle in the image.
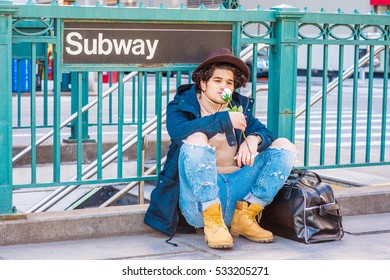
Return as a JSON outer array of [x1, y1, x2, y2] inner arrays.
[[283, 169, 324, 200], [293, 168, 322, 184], [282, 169, 306, 199]]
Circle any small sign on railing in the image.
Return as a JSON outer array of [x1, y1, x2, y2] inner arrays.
[[370, 0, 390, 5], [63, 21, 233, 65]]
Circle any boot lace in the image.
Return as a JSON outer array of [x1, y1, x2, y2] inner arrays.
[[247, 208, 262, 224], [209, 213, 225, 227]]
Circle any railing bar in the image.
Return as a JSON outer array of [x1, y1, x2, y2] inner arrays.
[[144, 73, 148, 123], [187, 70, 192, 84], [109, 72, 114, 87], [76, 72, 83, 180], [304, 45, 312, 167], [108, 74, 113, 124], [176, 71, 182, 88], [53, 33, 61, 183], [155, 71, 163, 176], [12, 37, 57, 44], [117, 72, 124, 179], [166, 72, 171, 106], [320, 45, 329, 165], [335, 45, 344, 165], [97, 72, 103, 179], [30, 43, 37, 184], [12, 71, 138, 163], [365, 46, 375, 162], [139, 137, 145, 204], [132, 75, 136, 123], [137, 72, 143, 178], [251, 43, 258, 114], [43, 44, 49, 126], [380, 46, 389, 162], [350, 45, 359, 164], [299, 161, 390, 170]]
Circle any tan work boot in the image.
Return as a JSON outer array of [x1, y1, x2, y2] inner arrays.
[[230, 201, 274, 243], [202, 203, 234, 249]]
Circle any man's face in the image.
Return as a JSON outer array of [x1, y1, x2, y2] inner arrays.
[[200, 68, 235, 105]]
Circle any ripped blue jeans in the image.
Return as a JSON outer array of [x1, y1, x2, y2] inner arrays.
[[178, 142, 296, 228]]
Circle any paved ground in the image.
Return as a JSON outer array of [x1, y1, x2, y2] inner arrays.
[[1, 212, 389, 260], [0, 213, 388, 279]]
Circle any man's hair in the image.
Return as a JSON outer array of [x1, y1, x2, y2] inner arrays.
[[192, 63, 248, 89]]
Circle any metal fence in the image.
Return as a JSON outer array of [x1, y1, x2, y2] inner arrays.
[[0, 1, 389, 214]]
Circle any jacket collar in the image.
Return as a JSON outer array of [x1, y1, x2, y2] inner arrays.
[[177, 84, 201, 118]]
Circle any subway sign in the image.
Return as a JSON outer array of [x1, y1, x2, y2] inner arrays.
[[63, 21, 233, 65]]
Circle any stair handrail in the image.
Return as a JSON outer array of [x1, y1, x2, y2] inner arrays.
[[26, 111, 166, 213], [12, 71, 139, 164]]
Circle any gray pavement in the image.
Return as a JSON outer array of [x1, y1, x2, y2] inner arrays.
[[0, 211, 389, 260], [0, 217, 388, 280]]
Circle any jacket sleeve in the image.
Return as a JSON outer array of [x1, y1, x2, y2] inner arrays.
[[166, 97, 235, 146], [244, 113, 275, 152]]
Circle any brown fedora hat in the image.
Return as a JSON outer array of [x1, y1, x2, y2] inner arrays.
[[192, 48, 250, 81]]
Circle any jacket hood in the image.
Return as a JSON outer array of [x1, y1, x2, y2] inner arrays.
[[177, 84, 196, 95]]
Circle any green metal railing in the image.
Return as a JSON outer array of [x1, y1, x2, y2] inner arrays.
[[1, 1, 389, 215], [295, 10, 390, 168]]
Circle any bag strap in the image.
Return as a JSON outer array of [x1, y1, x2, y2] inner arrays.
[[319, 204, 343, 222], [287, 169, 333, 203], [283, 169, 310, 199], [296, 169, 322, 183]]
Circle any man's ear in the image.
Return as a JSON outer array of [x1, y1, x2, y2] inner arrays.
[[200, 80, 207, 91]]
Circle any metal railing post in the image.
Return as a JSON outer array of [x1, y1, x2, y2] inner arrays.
[[0, 1, 17, 215], [65, 72, 93, 143], [267, 5, 303, 141]]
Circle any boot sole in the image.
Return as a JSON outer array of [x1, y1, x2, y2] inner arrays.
[[230, 229, 274, 243], [208, 243, 234, 249], [205, 236, 234, 249]]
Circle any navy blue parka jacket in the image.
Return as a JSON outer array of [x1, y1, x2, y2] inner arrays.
[[144, 84, 274, 237]]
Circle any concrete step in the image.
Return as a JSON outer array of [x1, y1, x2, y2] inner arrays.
[[0, 204, 152, 246]]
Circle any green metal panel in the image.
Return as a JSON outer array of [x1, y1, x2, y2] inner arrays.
[[0, 4, 18, 214], [1, 2, 390, 214], [12, 42, 46, 60]]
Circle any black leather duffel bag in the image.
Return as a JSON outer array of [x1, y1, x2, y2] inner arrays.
[[261, 169, 344, 244]]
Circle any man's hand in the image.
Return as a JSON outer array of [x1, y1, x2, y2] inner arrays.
[[234, 135, 260, 167], [228, 112, 247, 131]]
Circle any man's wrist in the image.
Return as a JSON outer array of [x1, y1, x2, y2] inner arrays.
[[250, 134, 262, 145]]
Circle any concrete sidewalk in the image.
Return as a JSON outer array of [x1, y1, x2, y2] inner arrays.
[[1, 181, 390, 260], [0, 212, 389, 260]]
